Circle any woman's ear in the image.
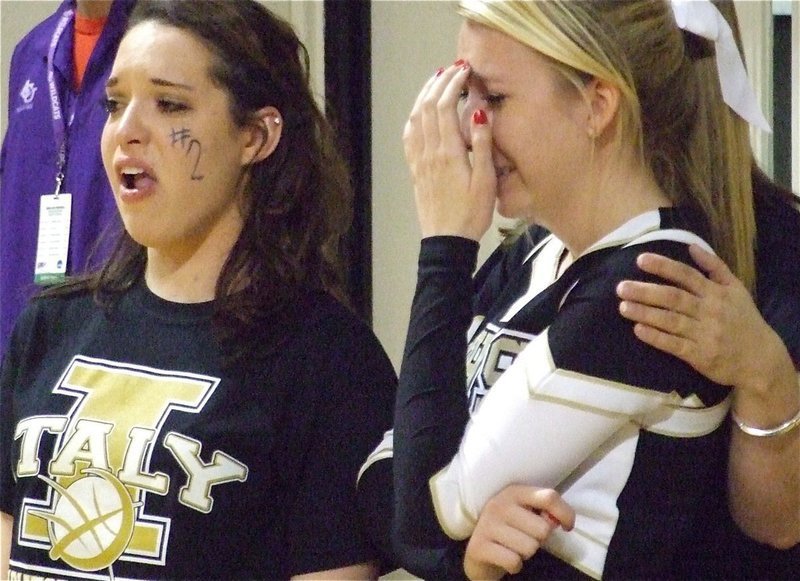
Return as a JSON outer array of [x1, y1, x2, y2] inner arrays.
[[241, 106, 283, 166], [584, 77, 620, 138]]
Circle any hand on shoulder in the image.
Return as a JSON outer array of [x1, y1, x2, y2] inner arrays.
[[616, 244, 788, 392]]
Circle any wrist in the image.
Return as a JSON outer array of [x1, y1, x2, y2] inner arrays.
[[733, 325, 796, 404], [731, 405, 800, 438], [732, 358, 800, 436]]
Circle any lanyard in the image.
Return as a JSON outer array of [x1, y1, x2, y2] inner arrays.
[[47, 8, 75, 196]]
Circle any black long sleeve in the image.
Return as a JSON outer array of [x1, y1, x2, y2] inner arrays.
[[393, 236, 478, 579]]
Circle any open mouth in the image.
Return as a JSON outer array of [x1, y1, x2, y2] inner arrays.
[[121, 167, 149, 189]]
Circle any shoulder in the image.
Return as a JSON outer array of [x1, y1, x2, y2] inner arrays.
[[584, 235, 700, 292], [292, 291, 384, 348], [9, 5, 66, 66], [272, 290, 396, 385], [556, 227, 705, 309], [5, 7, 64, 126], [18, 289, 96, 329], [755, 194, 800, 271], [4, 289, 96, 365], [754, 196, 800, 359], [577, 207, 711, 290], [550, 228, 725, 402]]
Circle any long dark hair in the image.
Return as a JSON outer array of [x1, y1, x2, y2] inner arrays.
[[44, 0, 354, 361]]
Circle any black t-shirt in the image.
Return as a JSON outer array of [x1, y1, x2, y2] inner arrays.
[[0, 280, 396, 579]]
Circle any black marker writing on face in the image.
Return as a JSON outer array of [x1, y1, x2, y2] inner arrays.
[[169, 127, 204, 180], [170, 127, 191, 148]]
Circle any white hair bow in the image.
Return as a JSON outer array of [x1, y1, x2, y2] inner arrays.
[[671, 0, 771, 133]]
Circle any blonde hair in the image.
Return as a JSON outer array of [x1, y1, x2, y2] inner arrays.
[[458, 0, 755, 289]]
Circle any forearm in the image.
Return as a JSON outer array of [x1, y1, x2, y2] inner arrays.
[[728, 342, 800, 549], [393, 236, 477, 576], [431, 331, 662, 540], [729, 426, 800, 548]]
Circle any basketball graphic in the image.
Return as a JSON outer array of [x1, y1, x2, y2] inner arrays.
[[31, 468, 136, 572]]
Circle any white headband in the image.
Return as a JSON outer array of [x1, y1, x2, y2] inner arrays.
[[671, 0, 771, 133]]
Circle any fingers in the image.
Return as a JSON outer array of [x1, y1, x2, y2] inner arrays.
[[485, 520, 545, 566], [403, 60, 497, 240], [467, 540, 530, 577], [497, 485, 575, 532], [618, 294, 698, 338], [616, 280, 700, 326], [403, 70, 443, 159], [409, 69, 441, 118], [467, 109, 497, 235], [616, 285, 703, 363], [405, 62, 469, 156], [633, 252, 711, 296], [630, 321, 700, 365], [688, 244, 736, 285], [437, 63, 471, 151], [485, 498, 557, 544], [464, 543, 516, 580], [525, 487, 576, 532], [470, 109, 494, 181], [616, 250, 714, 324], [465, 486, 572, 579], [617, 249, 762, 388], [615, 249, 742, 351]]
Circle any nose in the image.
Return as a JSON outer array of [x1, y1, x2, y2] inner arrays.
[[113, 100, 149, 147]]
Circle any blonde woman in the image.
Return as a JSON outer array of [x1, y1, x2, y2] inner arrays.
[[394, 0, 761, 578]]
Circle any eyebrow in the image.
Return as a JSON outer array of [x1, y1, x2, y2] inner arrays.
[[105, 77, 195, 91], [467, 69, 488, 84], [466, 69, 497, 89]]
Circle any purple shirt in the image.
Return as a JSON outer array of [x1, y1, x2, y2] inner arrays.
[[0, 0, 136, 357]]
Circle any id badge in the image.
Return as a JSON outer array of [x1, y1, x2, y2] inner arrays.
[[34, 193, 72, 285]]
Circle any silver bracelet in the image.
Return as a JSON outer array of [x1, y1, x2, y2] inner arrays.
[[732, 406, 800, 438]]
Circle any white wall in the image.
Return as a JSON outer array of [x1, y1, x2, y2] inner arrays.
[[371, 0, 459, 369], [737, 0, 773, 173]]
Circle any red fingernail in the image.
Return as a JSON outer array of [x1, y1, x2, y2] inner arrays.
[[544, 511, 561, 528], [454, 58, 465, 67], [473, 109, 487, 125], [435, 67, 445, 77]]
